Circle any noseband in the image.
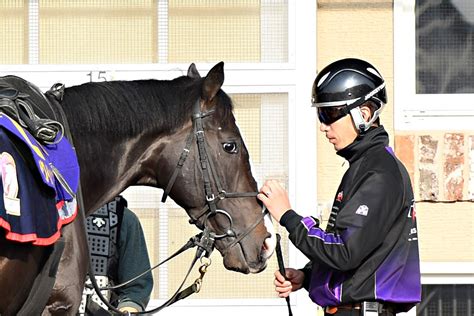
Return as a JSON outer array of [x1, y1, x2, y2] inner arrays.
[[162, 99, 265, 250]]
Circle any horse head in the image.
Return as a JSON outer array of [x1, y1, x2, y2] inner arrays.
[[154, 62, 276, 273]]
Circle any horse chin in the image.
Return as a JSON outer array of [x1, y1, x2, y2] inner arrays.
[[220, 235, 273, 274], [222, 248, 263, 274]]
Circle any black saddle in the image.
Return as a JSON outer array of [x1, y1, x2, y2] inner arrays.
[[0, 86, 20, 99], [0, 76, 64, 144]]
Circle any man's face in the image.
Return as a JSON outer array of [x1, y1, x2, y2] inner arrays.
[[319, 113, 358, 151]]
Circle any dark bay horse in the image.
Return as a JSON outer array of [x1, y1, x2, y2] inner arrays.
[[0, 62, 275, 315]]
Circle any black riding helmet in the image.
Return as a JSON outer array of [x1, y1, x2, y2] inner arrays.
[[311, 58, 387, 132]]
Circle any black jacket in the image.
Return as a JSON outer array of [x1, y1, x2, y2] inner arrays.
[[280, 126, 421, 312]]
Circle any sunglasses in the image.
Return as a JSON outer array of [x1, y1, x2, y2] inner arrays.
[[317, 106, 349, 125]]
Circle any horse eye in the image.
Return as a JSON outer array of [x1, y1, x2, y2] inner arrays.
[[222, 142, 238, 154]]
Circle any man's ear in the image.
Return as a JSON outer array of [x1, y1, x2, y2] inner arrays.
[[359, 105, 372, 123]]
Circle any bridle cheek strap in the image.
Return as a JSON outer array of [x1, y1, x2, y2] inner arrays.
[[161, 100, 215, 203], [161, 127, 194, 203]]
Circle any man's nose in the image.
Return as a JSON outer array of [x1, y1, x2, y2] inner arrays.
[[319, 122, 329, 132]]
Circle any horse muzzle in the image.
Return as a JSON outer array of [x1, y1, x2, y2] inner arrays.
[[219, 207, 276, 274]]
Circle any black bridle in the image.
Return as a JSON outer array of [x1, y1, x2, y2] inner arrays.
[[88, 99, 270, 315], [162, 99, 266, 246]]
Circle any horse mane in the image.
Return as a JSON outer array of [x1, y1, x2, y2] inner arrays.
[[61, 76, 234, 138]]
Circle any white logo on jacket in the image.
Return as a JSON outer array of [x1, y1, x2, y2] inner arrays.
[[355, 205, 369, 216], [93, 217, 106, 228]]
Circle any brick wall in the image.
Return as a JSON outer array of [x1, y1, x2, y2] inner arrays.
[[395, 132, 474, 202]]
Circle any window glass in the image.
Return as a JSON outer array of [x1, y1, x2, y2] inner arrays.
[[416, 0, 474, 94], [394, 0, 474, 129], [418, 284, 474, 316], [39, 0, 157, 64], [167, 0, 288, 63], [31, 0, 288, 64], [0, 1, 28, 64]]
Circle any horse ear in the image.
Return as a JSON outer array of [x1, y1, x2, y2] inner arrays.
[[187, 63, 201, 79], [202, 61, 224, 102]]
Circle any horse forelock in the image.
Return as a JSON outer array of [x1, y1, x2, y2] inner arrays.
[[61, 76, 234, 137]]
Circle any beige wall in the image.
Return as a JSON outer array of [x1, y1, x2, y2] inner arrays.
[[316, 0, 394, 216], [316, 0, 474, 263]]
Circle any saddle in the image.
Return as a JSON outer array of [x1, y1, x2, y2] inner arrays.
[[0, 76, 80, 239], [0, 76, 64, 144]]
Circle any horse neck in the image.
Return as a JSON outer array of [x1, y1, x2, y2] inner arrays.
[[60, 80, 193, 213]]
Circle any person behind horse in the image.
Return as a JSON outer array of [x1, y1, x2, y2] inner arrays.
[[79, 195, 153, 314], [258, 58, 421, 315]]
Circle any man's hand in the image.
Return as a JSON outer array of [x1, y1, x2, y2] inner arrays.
[[274, 268, 305, 298], [257, 180, 292, 222]]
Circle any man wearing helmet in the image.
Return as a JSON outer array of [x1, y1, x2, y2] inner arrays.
[[258, 58, 421, 315]]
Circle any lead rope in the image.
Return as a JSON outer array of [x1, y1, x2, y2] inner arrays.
[[276, 233, 293, 316]]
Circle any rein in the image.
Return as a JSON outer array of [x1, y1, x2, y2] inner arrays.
[[89, 98, 266, 315]]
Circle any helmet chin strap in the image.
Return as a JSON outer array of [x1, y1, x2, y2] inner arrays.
[[349, 101, 386, 134], [349, 107, 369, 133]]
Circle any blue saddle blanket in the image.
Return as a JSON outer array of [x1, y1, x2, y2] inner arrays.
[[0, 113, 79, 245]]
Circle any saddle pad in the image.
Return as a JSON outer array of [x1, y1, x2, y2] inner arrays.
[[0, 113, 79, 201], [0, 118, 78, 245]]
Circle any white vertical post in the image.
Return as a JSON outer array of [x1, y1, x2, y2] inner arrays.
[[290, 0, 318, 314]]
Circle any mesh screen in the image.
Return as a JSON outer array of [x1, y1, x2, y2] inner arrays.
[[419, 284, 474, 316], [123, 92, 289, 300], [39, 0, 157, 64], [0, 0, 288, 64], [0, 1, 28, 64], [416, 0, 474, 94], [233, 94, 262, 163], [168, 0, 288, 63]]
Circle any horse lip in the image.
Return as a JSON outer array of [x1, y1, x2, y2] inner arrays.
[[248, 263, 267, 274], [262, 234, 275, 260], [262, 207, 276, 259]]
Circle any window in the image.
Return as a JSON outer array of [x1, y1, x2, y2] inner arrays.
[[39, 0, 158, 64], [0, 1, 28, 64], [394, 0, 474, 130], [417, 284, 474, 316], [1, 0, 288, 65]]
